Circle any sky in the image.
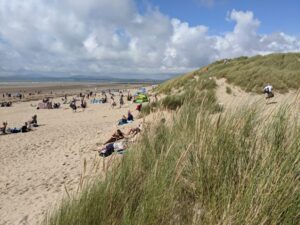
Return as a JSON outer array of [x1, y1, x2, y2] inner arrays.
[[0, 0, 299, 79]]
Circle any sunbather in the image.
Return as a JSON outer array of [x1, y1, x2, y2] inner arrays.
[[99, 141, 127, 157], [118, 115, 128, 125], [127, 123, 143, 137], [103, 129, 124, 144]]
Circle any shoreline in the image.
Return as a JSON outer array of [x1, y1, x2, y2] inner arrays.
[[0, 82, 150, 103]]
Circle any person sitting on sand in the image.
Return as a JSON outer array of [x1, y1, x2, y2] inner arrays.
[[0, 122, 8, 134], [21, 122, 31, 133], [127, 110, 134, 121], [53, 102, 60, 109], [70, 100, 77, 112], [263, 83, 274, 99], [102, 94, 107, 103], [29, 115, 38, 127], [103, 129, 125, 145]]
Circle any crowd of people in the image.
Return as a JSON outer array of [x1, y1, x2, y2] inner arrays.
[[1, 101, 12, 107], [0, 115, 38, 135]]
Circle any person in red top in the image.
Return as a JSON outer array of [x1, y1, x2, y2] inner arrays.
[[136, 103, 142, 112]]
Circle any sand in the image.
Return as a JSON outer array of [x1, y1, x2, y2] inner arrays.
[[0, 87, 146, 225]]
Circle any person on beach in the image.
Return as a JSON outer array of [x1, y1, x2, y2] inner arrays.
[[21, 122, 31, 133], [127, 92, 132, 101], [103, 129, 125, 145], [127, 123, 142, 136], [81, 99, 87, 109], [70, 99, 77, 112], [118, 115, 128, 125], [111, 99, 116, 108], [0, 122, 8, 134], [119, 94, 124, 108], [127, 110, 134, 121], [263, 83, 274, 99], [30, 115, 38, 127], [99, 141, 127, 157], [136, 103, 142, 112], [263, 84, 275, 105]]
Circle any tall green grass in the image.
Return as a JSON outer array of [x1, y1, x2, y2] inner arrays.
[[44, 98, 300, 225]]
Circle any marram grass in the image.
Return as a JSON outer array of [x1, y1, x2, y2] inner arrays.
[[43, 99, 300, 225]]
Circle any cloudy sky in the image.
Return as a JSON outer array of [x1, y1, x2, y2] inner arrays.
[[0, 0, 299, 79]]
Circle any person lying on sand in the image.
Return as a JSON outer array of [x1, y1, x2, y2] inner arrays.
[[127, 123, 142, 136], [118, 115, 128, 125], [103, 129, 124, 145], [0, 122, 8, 134], [99, 141, 127, 157]]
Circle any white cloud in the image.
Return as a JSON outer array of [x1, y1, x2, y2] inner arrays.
[[0, 1, 299, 78]]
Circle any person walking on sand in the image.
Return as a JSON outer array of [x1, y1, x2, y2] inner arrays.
[[119, 94, 124, 108], [263, 83, 274, 103], [111, 99, 116, 108]]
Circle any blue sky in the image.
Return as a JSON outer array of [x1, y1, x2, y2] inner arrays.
[[141, 0, 300, 35], [0, 0, 299, 78]]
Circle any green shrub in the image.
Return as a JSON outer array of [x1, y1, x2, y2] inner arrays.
[[226, 86, 232, 94], [160, 94, 185, 110]]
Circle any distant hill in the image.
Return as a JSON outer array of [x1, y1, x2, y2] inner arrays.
[[159, 53, 300, 94], [0, 75, 164, 84]]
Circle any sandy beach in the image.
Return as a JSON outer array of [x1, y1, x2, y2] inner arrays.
[[0, 85, 149, 225]]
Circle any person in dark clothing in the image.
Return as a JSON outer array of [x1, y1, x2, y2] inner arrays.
[[127, 110, 133, 121], [30, 115, 38, 127], [118, 115, 128, 125], [21, 122, 29, 133]]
